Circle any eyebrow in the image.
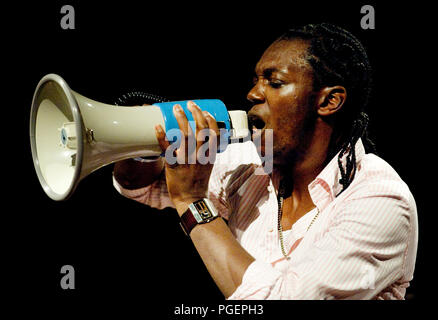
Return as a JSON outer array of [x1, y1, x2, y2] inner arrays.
[[255, 67, 288, 78], [263, 68, 276, 78]]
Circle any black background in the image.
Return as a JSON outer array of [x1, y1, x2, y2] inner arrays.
[[7, 0, 433, 316]]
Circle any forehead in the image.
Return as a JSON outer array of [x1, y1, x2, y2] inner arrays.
[[255, 39, 312, 75]]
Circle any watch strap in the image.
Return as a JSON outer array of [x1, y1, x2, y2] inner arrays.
[[180, 208, 199, 236], [179, 198, 218, 236]]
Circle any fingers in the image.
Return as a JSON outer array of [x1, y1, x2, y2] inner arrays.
[[158, 101, 221, 164], [173, 104, 194, 138], [187, 101, 208, 137], [188, 102, 219, 153], [203, 110, 220, 136], [203, 111, 220, 161], [155, 124, 170, 153], [173, 104, 196, 163], [190, 102, 220, 163]]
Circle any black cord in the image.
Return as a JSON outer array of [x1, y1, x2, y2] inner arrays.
[[114, 91, 170, 106]]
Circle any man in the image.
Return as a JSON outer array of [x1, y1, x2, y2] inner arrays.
[[113, 23, 417, 299]]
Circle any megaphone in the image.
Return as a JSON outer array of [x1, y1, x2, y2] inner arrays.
[[30, 73, 249, 201]]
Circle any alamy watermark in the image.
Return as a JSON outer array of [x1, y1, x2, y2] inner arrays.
[[60, 264, 75, 289], [360, 5, 375, 30], [60, 5, 75, 30], [163, 128, 273, 175]]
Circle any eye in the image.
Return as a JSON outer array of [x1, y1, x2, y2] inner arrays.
[[269, 81, 284, 89]]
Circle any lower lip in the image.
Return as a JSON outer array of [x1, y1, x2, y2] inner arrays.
[[251, 126, 266, 138]]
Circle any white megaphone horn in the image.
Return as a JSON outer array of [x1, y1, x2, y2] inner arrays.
[[30, 73, 249, 201]]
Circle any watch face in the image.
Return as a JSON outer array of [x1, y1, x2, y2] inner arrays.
[[194, 200, 213, 220]]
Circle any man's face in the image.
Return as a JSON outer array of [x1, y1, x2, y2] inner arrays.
[[247, 39, 316, 166]]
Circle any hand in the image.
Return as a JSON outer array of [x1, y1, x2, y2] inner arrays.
[[154, 101, 220, 215]]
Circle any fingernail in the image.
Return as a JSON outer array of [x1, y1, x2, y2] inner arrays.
[[190, 101, 200, 110], [203, 111, 214, 119], [155, 125, 162, 133], [174, 104, 183, 112]]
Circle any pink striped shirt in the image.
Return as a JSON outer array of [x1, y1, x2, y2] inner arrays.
[[113, 139, 418, 300]]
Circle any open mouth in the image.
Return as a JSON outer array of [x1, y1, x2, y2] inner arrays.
[[248, 114, 266, 131]]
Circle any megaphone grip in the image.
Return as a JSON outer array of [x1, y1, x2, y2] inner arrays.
[[153, 99, 232, 153]]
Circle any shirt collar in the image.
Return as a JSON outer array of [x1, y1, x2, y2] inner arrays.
[[308, 138, 366, 211]]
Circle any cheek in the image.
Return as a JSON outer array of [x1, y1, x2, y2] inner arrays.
[[272, 105, 311, 148], [272, 84, 298, 106], [273, 86, 311, 126], [270, 84, 304, 114], [267, 83, 313, 139], [271, 105, 304, 135]]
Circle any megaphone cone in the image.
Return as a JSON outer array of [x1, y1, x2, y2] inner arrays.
[[30, 74, 248, 201]]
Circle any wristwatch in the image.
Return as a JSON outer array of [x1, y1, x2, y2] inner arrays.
[[180, 198, 219, 236]]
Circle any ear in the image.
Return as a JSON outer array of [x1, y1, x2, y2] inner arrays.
[[316, 86, 347, 116]]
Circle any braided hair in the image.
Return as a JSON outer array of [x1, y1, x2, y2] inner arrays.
[[278, 23, 376, 195]]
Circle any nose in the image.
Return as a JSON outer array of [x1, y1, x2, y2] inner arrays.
[[247, 82, 265, 104]]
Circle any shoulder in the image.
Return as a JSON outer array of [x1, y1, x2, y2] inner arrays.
[[358, 153, 415, 205], [340, 153, 417, 226], [332, 154, 418, 271]]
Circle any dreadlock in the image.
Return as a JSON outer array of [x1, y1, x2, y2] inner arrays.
[[278, 23, 377, 195]]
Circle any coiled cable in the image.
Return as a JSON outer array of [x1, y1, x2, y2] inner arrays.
[[114, 90, 170, 161], [114, 91, 170, 106]]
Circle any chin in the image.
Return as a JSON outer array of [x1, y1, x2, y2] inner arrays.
[[272, 146, 298, 167], [272, 153, 288, 166]]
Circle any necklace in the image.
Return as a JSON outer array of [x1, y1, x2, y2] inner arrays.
[[277, 182, 320, 259]]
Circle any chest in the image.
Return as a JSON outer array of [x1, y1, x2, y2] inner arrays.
[[280, 196, 317, 231], [227, 178, 329, 262]]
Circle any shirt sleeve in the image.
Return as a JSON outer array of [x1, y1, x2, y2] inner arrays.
[[112, 142, 261, 218], [113, 168, 233, 218], [228, 187, 416, 300], [113, 170, 175, 210]]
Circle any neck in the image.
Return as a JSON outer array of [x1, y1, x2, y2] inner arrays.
[[272, 118, 333, 230], [275, 117, 332, 201]]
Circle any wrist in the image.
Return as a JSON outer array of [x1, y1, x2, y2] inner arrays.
[[174, 198, 204, 216], [178, 198, 220, 236]]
